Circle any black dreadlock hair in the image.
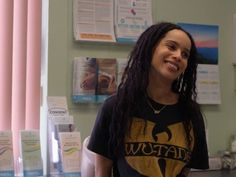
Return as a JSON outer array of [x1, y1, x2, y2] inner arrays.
[[109, 22, 201, 157]]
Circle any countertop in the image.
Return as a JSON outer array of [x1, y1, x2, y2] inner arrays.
[[41, 170, 236, 177], [189, 170, 236, 177]]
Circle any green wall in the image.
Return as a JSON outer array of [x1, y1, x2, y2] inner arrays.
[[48, 0, 236, 155]]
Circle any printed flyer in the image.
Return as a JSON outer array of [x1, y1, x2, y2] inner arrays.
[[73, 0, 115, 42], [0, 131, 14, 177], [47, 96, 69, 118], [116, 58, 128, 86], [115, 0, 153, 43], [97, 58, 117, 102], [73, 57, 97, 103], [59, 132, 81, 177], [20, 130, 43, 177]]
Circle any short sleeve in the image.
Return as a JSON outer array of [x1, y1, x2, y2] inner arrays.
[[87, 96, 115, 159], [187, 112, 209, 169]]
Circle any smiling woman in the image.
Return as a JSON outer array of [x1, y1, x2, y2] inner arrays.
[[88, 22, 209, 177]]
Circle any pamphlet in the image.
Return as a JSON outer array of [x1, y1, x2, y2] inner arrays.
[[96, 58, 117, 102], [59, 132, 82, 177], [47, 97, 73, 175], [72, 57, 97, 103], [0, 131, 14, 177], [116, 58, 128, 86], [47, 96, 69, 118], [20, 130, 43, 177]]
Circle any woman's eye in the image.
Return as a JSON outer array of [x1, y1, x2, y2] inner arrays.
[[182, 52, 190, 59], [167, 44, 176, 50]]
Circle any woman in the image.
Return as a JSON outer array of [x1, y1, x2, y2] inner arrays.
[[88, 22, 209, 177]]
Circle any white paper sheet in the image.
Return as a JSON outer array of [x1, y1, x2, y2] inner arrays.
[[73, 0, 116, 42], [196, 64, 221, 104], [115, 0, 153, 43]]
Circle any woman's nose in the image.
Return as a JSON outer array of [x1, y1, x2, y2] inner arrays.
[[173, 50, 182, 61]]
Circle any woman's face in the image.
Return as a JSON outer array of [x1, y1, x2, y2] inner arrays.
[[150, 29, 191, 82]]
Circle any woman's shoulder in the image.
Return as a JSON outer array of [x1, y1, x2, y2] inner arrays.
[[100, 94, 118, 113], [104, 94, 117, 106]]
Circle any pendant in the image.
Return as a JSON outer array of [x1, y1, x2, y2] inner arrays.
[[154, 110, 161, 114]]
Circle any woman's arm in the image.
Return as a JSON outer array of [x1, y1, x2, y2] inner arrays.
[[95, 153, 113, 177]]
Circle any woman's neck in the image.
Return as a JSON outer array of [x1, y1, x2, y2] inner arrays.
[[147, 81, 178, 105]]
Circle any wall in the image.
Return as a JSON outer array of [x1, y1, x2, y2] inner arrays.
[[48, 0, 236, 155]]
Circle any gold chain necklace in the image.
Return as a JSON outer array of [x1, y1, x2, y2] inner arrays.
[[146, 99, 167, 114]]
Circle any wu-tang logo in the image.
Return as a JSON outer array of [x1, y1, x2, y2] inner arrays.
[[152, 123, 172, 141], [124, 118, 192, 177]]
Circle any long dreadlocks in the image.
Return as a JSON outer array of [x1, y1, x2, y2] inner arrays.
[[109, 22, 201, 157]]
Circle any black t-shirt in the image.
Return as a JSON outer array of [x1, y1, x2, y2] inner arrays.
[[88, 95, 209, 177]]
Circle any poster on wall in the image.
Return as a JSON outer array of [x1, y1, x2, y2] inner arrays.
[[178, 23, 219, 64], [73, 0, 116, 42], [115, 0, 153, 43], [178, 23, 221, 104]]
